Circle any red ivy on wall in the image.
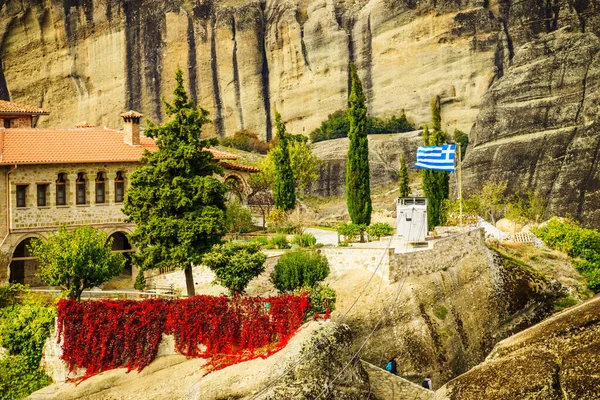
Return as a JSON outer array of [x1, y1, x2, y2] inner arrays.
[[56, 294, 309, 379]]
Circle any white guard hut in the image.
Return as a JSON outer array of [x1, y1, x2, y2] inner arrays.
[[396, 197, 428, 242]]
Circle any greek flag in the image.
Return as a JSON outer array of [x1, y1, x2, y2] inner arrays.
[[414, 144, 456, 172]]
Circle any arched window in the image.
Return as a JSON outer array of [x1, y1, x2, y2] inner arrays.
[[95, 172, 105, 204], [56, 173, 67, 206], [115, 171, 125, 203], [76, 173, 86, 205]]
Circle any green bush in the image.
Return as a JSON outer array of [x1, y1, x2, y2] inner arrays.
[[310, 110, 414, 143], [250, 236, 270, 247], [202, 242, 267, 295], [336, 222, 365, 243], [294, 283, 337, 318], [134, 270, 146, 291], [367, 222, 394, 239], [533, 217, 600, 293], [0, 297, 55, 399], [291, 233, 317, 248], [220, 130, 270, 154], [271, 250, 330, 292], [225, 202, 254, 238], [0, 283, 27, 308], [270, 234, 290, 249]]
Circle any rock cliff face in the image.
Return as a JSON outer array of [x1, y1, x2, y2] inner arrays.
[[2, 0, 598, 139], [330, 229, 567, 388], [434, 295, 600, 400], [462, 29, 600, 228]]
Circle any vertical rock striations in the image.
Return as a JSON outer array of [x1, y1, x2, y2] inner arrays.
[[0, 0, 598, 138]]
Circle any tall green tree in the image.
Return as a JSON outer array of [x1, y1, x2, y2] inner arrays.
[[272, 110, 296, 210], [421, 99, 450, 230], [123, 68, 227, 297], [28, 226, 125, 301], [399, 154, 411, 197], [346, 63, 372, 226]]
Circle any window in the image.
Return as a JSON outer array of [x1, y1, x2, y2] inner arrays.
[[16, 185, 27, 208], [3, 119, 10, 128], [56, 173, 67, 206], [115, 171, 125, 203], [37, 184, 48, 207], [95, 172, 105, 204], [76, 173, 86, 205]]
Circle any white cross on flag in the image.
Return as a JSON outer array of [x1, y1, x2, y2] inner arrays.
[[414, 144, 456, 172]]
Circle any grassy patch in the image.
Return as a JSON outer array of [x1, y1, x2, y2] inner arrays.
[[552, 296, 578, 312], [433, 305, 448, 320]]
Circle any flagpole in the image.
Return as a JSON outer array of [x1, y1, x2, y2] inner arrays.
[[458, 142, 463, 227]]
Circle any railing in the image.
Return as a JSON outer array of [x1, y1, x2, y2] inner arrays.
[[29, 288, 179, 300]]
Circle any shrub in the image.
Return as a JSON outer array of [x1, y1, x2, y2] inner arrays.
[[0, 298, 55, 399], [270, 234, 290, 249], [292, 233, 317, 248], [271, 250, 330, 292], [295, 283, 337, 318], [220, 130, 270, 154], [0, 283, 27, 308], [533, 218, 600, 293], [336, 222, 365, 243], [225, 202, 254, 239], [134, 270, 146, 291], [367, 223, 394, 239], [202, 242, 267, 295], [266, 208, 295, 233], [250, 236, 270, 247], [310, 110, 415, 143]]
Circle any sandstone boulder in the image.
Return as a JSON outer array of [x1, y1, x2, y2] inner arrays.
[[461, 29, 600, 228], [434, 295, 600, 400]]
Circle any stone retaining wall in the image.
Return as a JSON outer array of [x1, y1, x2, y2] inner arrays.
[[361, 360, 434, 400], [319, 247, 392, 281], [389, 229, 485, 282]]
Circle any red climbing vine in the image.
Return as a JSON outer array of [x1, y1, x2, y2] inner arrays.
[[56, 293, 309, 378]]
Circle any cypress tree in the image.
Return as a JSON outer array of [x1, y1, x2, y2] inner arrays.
[[399, 154, 411, 197], [346, 63, 372, 226], [421, 100, 450, 230], [273, 110, 296, 211]]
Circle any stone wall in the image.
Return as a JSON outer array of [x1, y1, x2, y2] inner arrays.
[[361, 361, 433, 400], [7, 162, 137, 230], [145, 265, 217, 293], [320, 247, 392, 281], [389, 229, 485, 282]]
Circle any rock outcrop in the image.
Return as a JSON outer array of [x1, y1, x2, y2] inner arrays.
[[2, 0, 598, 139], [29, 321, 372, 400], [307, 130, 423, 197], [330, 229, 567, 387], [461, 29, 600, 228], [434, 294, 600, 400]]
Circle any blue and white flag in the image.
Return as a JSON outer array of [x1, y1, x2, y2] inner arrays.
[[414, 144, 456, 172]]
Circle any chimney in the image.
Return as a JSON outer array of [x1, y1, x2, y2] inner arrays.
[[120, 110, 143, 146]]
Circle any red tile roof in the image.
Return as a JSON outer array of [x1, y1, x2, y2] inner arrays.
[[206, 149, 240, 160], [0, 128, 157, 165], [219, 162, 260, 173], [0, 100, 49, 115], [0, 127, 243, 166]]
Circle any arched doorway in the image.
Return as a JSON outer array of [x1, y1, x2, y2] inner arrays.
[[224, 175, 246, 203], [9, 238, 44, 286], [109, 232, 134, 276]]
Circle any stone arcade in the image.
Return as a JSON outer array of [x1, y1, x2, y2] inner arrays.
[[0, 101, 258, 286]]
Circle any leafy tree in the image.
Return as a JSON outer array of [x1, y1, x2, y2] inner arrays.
[[202, 242, 267, 295], [273, 110, 296, 211], [28, 226, 125, 301], [270, 250, 330, 293], [476, 180, 508, 225], [421, 99, 450, 230], [225, 201, 254, 239], [123, 68, 227, 297], [346, 63, 372, 227], [399, 154, 411, 197], [248, 160, 275, 229], [262, 139, 321, 193]]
